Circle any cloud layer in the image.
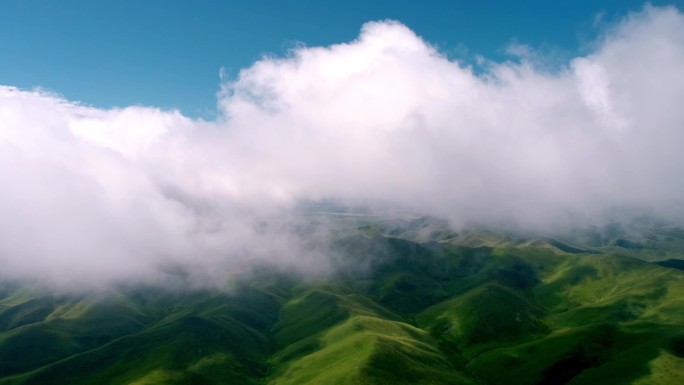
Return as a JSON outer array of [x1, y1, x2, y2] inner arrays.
[[2, 5, 684, 287]]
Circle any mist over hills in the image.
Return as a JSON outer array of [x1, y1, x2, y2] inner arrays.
[[1, 216, 683, 385], [2, 3, 684, 384]]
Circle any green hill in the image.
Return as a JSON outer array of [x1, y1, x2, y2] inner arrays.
[[1, 219, 683, 384]]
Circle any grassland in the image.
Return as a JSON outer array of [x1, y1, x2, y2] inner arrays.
[[1, 218, 683, 384]]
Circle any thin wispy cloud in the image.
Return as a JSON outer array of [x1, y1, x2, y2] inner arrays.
[[1, 5, 683, 287]]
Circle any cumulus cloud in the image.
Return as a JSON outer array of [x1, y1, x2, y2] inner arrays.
[[1, 5, 684, 287], [219, 7, 684, 225]]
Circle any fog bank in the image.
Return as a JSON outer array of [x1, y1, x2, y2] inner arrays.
[[2, 5, 684, 287]]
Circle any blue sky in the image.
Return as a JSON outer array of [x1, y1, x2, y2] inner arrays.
[[1, 0, 682, 118]]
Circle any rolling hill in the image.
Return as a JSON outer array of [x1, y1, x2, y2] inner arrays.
[[0, 217, 683, 384]]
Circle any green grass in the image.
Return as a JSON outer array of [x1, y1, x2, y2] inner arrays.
[[270, 315, 474, 385], [469, 322, 684, 385], [416, 283, 547, 358]]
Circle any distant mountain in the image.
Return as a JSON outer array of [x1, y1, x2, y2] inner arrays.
[[1, 218, 683, 384]]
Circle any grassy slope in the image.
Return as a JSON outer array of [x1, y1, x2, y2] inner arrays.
[[269, 286, 475, 385], [0, 285, 282, 385], [461, 250, 684, 385]]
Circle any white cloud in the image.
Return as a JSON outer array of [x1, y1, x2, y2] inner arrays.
[[1, 5, 684, 287]]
